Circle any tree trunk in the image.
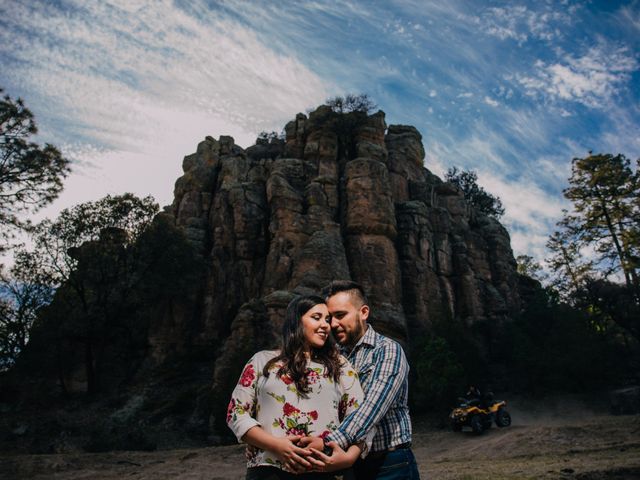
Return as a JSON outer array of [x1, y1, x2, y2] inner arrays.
[[597, 194, 632, 289], [85, 341, 97, 395]]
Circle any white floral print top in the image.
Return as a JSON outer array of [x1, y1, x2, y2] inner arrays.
[[226, 349, 365, 469]]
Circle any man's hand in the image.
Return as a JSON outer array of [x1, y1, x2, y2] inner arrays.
[[271, 435, 312, 473], [298, 436, 325, 451], [309, 441, 358, 473]]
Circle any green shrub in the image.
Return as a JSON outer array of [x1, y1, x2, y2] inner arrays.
[[411, 335, 466, 413]]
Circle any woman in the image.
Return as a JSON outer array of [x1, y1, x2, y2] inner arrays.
[[227, 295, 366, 479]]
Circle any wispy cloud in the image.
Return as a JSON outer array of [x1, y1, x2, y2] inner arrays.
[[480, 3, 576, 45], [516, 43, 638, 108], [484, 96, 499, 107], [476, 169, 568, 258], [478, 171, 566, 228], [2, 0, 328, 143], [0, 0, 328, 209], [599, 103, 640, 157], [615, 2, 640, 34]]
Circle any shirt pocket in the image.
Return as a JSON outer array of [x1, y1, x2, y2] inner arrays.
[[356, 361, 375, 385]]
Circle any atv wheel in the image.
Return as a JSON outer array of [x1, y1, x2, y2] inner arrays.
[[470, 415, 484, 435], [496, 409, 511, 427], [452, 423, 462, 432]]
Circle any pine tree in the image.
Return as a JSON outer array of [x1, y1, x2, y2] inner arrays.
[[562, 154, 639, 296], [445, 167, 505, 219], [0, 88, 71, 248]]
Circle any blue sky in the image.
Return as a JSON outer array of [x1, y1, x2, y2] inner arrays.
[[1, 0, 639, 263]]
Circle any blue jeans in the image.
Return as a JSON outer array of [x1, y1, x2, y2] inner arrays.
[[354, 448, 421, 479]]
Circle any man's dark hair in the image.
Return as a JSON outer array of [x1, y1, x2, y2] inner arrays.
[[321, 280, 369, 307]]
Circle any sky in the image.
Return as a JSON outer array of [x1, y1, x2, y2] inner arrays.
[[1, 0, 639, 264]]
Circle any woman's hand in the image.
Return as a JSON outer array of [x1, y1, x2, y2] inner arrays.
[[309, 441, 360, 472], [297, 436, 325, 451], [241, 427, 312, 473], [271, 435, 313, 473]]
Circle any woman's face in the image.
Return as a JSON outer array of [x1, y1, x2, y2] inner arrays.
[[301, 303, 331, 351]]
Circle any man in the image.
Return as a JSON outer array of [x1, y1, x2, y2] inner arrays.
[[465, 385, 482, 407], [304, 280, 420, 479]]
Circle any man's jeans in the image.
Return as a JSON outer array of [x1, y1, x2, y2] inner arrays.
[[354, 447, 421, 479]]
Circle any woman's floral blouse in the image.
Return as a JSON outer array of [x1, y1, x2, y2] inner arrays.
[[226, 350, 365, 469]]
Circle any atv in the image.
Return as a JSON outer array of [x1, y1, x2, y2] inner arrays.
[[449, 396, 512, 434]]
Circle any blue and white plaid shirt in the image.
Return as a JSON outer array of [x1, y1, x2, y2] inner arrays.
[[327, 325, 412, 453]]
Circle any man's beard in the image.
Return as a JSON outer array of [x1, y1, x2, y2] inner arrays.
[[343, 313, 366, 350]]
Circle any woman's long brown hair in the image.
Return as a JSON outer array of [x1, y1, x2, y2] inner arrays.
[[263, 295, 342, 396]]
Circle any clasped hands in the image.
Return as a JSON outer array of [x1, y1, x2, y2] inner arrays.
[[274, 435, 352, 474]]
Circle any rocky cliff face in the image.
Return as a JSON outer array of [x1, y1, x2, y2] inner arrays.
[[153, 105, 521, 433]]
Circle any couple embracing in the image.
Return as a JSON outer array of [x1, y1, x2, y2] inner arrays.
[[227, 280, 421, 479]]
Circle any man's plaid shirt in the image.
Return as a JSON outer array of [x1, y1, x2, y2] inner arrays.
[[326, 325, 412, 453]]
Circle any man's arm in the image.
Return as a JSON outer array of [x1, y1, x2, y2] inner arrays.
[[326, 341, 408, 450]]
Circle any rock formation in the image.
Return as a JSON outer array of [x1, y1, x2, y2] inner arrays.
[[155, 105, 522, 434]]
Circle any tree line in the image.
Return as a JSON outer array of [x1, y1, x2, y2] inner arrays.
[[0, 89, 200, 392]]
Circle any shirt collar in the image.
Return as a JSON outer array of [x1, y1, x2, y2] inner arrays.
[[352, 324, 377, 349], [339, 324, 377, 357]]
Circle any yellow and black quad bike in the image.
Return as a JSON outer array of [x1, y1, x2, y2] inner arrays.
[[449, 396, 512, 434]]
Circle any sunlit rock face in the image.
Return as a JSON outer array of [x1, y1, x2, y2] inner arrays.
[[162, 105, 521, 424]]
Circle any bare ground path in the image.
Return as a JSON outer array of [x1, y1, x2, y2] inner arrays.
[[2, 403, 639, 479]]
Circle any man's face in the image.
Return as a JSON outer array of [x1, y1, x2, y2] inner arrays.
[[326, 291, 369, 348]]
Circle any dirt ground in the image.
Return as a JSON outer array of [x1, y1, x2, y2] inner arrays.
[[1, 395, 639, 480]]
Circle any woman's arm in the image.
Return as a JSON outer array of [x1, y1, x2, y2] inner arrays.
[[226, 356, 261, 440], [226, 353, 312, 472]]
